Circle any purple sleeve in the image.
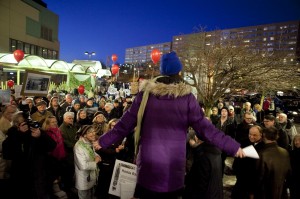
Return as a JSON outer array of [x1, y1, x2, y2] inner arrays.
[[188, 95, 240, 156], [98, 93, 142, 148]]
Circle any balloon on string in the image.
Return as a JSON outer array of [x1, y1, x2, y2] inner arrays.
[[150, 49, 161, 64], [111, 54, 118, 62], [111, 64, 119, 75], [78, 85, 85, 95], [7, 80, 14, 88], [13, 49, 25, 63]]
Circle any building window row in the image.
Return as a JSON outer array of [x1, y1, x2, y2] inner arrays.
[[9, 38, 58, 59]]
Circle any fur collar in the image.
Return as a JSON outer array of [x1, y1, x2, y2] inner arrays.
[[139, 79, 192, 98]]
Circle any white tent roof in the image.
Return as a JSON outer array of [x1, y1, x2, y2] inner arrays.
[[0, 53, 111, 77]]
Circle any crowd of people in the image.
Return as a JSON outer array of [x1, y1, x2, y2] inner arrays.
[[0, 93, 134, 199], [0, 51, 298, 199], [207, 100, 299, 199]]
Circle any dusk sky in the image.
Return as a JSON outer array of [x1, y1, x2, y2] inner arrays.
[[45, 0, 300, 65]]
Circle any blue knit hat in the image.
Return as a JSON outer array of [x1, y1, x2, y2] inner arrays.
[[160, 51, 182, 75]]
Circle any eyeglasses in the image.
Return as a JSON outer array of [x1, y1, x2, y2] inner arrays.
[[245, 118, 253, 120], [263, 120, 272, 123]]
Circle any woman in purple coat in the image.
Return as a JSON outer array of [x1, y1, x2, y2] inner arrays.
[[94, 51, 244, 199]]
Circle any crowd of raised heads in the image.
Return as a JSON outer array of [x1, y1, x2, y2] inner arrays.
[[2, 91, 134, 126], [194, 98, 299, 199], [208, 98, 299, 150], [0, 51, 299, 199], [0, 91, 135, 199]]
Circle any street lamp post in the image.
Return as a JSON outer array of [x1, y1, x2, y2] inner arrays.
[[84, 51, 96, 59]]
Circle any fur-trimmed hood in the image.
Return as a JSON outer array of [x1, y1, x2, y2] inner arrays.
[[139, 78, 192, 98]]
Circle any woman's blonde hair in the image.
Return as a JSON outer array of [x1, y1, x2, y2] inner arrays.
[[108, 118, 119, 130], [41, 116, 57, 131], [254, 104, 262, 111]]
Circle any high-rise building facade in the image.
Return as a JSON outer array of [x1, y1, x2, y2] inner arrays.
[[172, 20, 300, 61], [125, 20, 300, 64], [125, 42, 171, 64], [0, 0, 60, 59]]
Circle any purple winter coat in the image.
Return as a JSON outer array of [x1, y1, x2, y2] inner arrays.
[[99, 79, 240, 193]]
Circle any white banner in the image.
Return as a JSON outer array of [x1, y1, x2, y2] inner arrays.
[[109, 159, 137, 198]]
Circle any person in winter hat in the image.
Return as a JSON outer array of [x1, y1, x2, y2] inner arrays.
[[160, 51, 183, 75], [74, 125, 101, 199], [94, 51, 245, 199]]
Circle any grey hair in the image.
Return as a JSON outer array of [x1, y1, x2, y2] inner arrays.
[[278, 113, 287, 121], [105, 103, 114, 110], [12, 111, 25, 126], [63, 111, 74, 119]]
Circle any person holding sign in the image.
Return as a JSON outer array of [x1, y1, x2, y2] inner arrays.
[[94, 51, 245, 199]]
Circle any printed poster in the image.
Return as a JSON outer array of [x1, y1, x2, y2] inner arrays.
[[109, 159, 137, 198], [0, 90, 11, 105]]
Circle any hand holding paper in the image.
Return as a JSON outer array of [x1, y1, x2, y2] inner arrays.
[[242, 145, 259, 159]]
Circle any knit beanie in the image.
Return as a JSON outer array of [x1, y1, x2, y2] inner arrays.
[[76, 125, 93, 139], [160, 51, 182, 75], [72, 99, 80, 106], [93, 111, 106, 122]]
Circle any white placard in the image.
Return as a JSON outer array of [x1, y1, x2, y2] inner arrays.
[[242, 145, 259, 159], [120, 182, 136, 199], [14, 85, 23, 98], [0, 90, 11, 105], [109, 159, 137, 197]]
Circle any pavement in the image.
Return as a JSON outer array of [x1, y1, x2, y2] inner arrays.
[[223, 157, 236, 199]]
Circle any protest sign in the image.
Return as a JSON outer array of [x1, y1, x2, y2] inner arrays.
[[109, 159, 137, 198]]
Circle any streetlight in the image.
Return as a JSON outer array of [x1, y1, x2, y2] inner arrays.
[[84, 51, 96, 59]]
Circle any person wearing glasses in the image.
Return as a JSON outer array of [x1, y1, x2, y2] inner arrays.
[[235, 112, 257, 146], [262, 114, 289, 150], [240, 102, 256, 123]]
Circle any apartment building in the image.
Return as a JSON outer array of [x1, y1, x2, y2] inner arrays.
[[125, 42, 171, 64], [125, 20, 300, 64], [173, 20, 300, 60]]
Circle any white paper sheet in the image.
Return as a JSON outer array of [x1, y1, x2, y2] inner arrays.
[[242, 145, 259, 159], [120, 182, 136, 199], [109, 159, 137, 197]]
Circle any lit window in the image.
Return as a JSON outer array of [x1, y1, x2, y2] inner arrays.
[[263, 27, 268, 31], [206, 43, 211, 46], [288, 41, 296, 44], [244, 40, 250, 43], [270, 37, 274, 40], [263, 38, 267, 41]]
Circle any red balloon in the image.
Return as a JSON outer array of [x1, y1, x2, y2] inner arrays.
[[151, 49, 161, 64], [7, 80, 14, 88], [111, 64, 119, 75], [111, 54, 118, 62], [78, 85, 85, 94], [13, 50, 25, 62]]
